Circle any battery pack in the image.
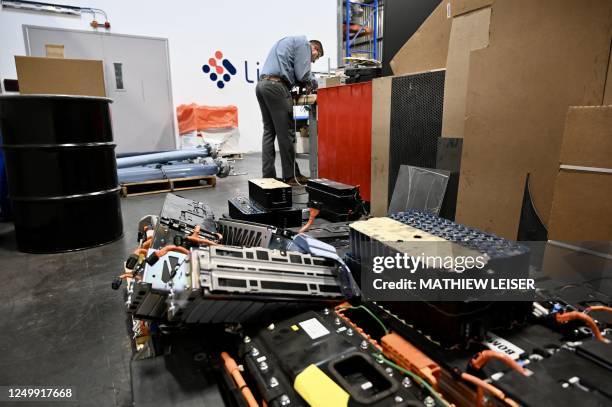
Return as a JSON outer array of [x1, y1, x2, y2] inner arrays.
[[241, 310, 428, 406], [129, 246, 345, 323], [248, 178, 292, 209], [306, 178, 362, 221], [228, 196, 302, 228], [494, 348, 612, 405], [348, 211, 531, 346]]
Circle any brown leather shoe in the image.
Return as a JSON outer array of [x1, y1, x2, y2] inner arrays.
[[284, 175, 309, 186]]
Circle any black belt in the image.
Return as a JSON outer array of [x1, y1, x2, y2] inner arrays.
[[261, 75, 290, 88]]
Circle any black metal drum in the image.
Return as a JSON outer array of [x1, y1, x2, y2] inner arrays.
[[0, 95, 123, 253]]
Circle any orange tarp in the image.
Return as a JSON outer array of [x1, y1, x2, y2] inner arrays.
[[177, 104, 238, 134]]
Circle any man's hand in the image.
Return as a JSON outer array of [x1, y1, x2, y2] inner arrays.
[[310, 78, 318, 91], [301, 79, 317, 95]]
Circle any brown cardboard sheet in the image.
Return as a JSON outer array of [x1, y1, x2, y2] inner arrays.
[[370, 76, 393, 216], [451, 0, 494, 17], [390, 1, 452, 75], [455, 0, 612, 239], [441, 7, 491, 139], [15, 56, 106, 97], [559, 106, 612, 169], [548, 170, 612, 241], [604, 49, 612, 105], [548, 105, 611, 241]]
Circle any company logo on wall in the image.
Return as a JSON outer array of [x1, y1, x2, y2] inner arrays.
[[202, 50, 262, 88], [202, 50, 237, 89]]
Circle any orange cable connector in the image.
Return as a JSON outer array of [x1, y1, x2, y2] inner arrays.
[[380, 333, 440, 389]]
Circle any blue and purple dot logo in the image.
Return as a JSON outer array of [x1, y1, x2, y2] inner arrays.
[[202, 50, 237, 89]]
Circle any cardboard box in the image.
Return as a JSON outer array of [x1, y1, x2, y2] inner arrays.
[[351, 52, 370, 60], [453, 0, 612, 239], [317, 76, 342, 89], [15, 56, 106, 97], [44, 44, 64, 59], [295, 94, 317, 105], [390, 1, 452, 75]]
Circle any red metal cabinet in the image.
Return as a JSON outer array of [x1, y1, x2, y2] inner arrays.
[[317, 82, 372, 201]]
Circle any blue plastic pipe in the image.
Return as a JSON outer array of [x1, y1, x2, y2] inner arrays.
[[116, 148, 211, 169], [118, 163, 219, 184]]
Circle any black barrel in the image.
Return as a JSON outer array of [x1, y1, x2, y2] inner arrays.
[[0, 95, 123, 253]]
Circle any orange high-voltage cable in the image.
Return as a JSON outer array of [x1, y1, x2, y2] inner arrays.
[[187, 225, 219, 246], [470, 350, 528, 376], [556, 311, 608, 343], [585, 305, 612, 314], [298, 208, 320, 234], [460, 372, 519, 407], [220, 352, 259, 407]]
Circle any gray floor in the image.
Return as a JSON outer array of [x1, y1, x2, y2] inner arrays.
[[0, 153, 310, 406]]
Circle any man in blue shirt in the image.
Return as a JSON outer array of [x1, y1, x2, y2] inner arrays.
[[256, 36, 323, 184]]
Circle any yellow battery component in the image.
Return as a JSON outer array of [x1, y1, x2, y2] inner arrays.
[[294, 364, 349, 407]]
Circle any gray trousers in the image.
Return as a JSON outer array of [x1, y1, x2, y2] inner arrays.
[[255, 79, 299, 179]]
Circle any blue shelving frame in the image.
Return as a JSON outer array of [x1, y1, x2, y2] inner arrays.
[[345, 0, 379, 61]]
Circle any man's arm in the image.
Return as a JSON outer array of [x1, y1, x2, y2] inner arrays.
[[293, 40, 313, 85]]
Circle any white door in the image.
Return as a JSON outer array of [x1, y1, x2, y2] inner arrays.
[[23, 25, 176, 153]]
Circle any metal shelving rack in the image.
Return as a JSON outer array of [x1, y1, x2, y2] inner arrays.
[[344, 0, 381, 61]]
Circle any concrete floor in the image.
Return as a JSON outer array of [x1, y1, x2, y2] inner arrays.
[[0, 153, 310, 406]]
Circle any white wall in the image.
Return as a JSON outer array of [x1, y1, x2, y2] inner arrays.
[[0, 0, 338, 152]]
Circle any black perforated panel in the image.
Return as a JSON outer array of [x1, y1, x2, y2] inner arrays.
[[389, 70, 445, 204], [382, 0, 442, 75]]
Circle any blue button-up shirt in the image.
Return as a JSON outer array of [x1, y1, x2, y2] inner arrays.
[[261, 36, 313, 87]]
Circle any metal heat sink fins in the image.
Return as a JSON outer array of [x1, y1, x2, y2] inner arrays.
[[127, 245, 345, 324]]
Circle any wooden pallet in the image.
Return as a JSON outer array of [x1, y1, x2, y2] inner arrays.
[[220, 152, 243, 160], [120, 175, 216, 197]]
